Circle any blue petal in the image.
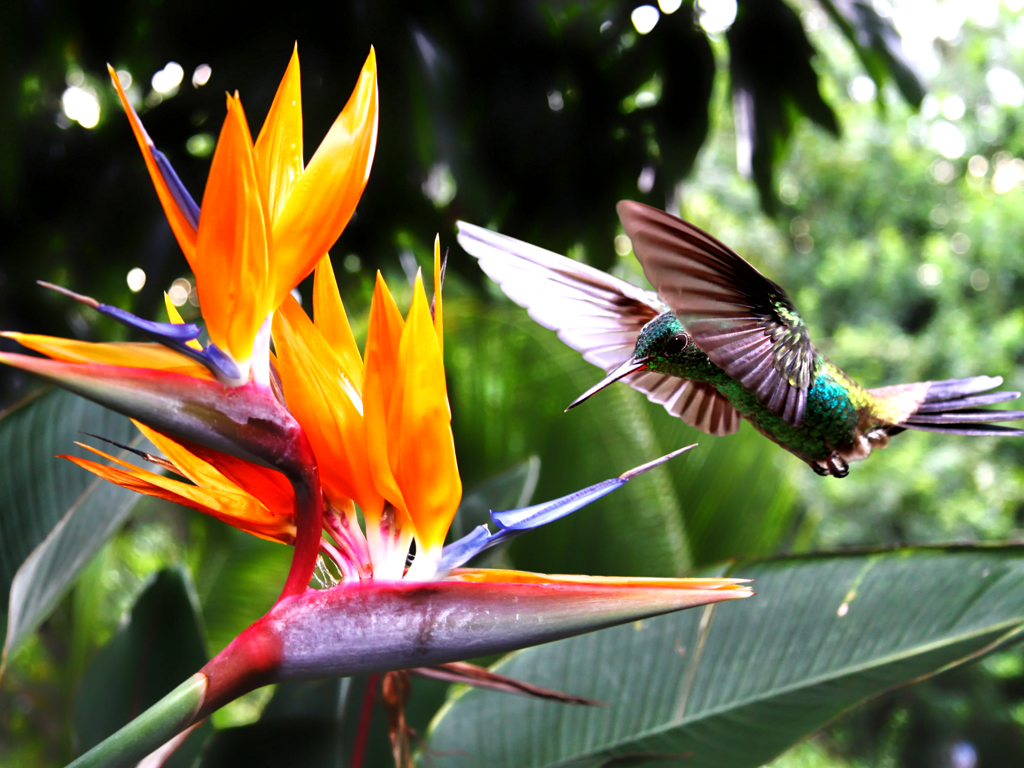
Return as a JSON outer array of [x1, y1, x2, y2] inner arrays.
[[38, 282, 243, 385], [95, 303, 240, 383], [438, 525, 493, 573], [97, 303, 202, 343], [491, 478, 624, 531], [438, 445, 697, 573], [152, 148, 201, 229], [202, 343, 243, 383]]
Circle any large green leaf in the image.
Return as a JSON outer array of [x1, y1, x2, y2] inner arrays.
[[0, 389, 141, 658], [426, 547, 1024, 767]]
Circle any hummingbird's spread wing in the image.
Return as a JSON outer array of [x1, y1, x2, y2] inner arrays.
[[456, 221, 742, 436], [617, 200, 816, 427], [626, 373, 741, 436]]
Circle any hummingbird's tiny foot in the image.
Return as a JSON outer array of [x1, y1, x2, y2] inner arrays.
[[826, 453, 850, 478], [810, 461, 830, 476]]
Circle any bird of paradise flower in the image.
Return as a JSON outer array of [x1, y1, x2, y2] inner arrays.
[[0, 46, 752, 768]]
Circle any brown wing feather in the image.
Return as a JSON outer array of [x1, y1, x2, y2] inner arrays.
[[627, 371, 741, 436], [457, 221, 742, 435], [617, 200, 816, 427]]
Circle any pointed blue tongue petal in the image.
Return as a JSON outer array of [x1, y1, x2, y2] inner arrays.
[[439, 444, 696, 573], [491, 443, 696, 531], [490, 477, 625, 532], [37, 281, 242, 385]]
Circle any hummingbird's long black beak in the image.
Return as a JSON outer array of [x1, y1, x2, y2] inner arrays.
[[565, 357, 650, 412]]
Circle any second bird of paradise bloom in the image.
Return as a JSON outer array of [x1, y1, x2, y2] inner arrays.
[[0, 47, 754, 768]]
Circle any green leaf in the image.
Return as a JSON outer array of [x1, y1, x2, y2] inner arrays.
[[426, 547, 1024, 767], [0, 389, 141, 659], [73, 566, 210, 763], [728, 0, 840, 213], [817, 0, 925, 108]]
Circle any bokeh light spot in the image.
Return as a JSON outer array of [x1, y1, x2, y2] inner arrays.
[[152, 62, 184, 96], [61, 86, 101, 129], [631, 5, 660, 34], [126, 268, 146, 293], [192, 64, 212, 88]]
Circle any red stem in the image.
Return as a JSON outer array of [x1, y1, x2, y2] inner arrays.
[[279, 465, 323, 600], [351, 673, 380, 768]]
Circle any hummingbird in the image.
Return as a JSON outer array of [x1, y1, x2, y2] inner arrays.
[[456, 201, 1024, 477]]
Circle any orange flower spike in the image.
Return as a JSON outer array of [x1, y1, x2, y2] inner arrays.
[[432, 235, 444, 361], [270, 48, 378, 312], [254, 44, 304, 224], [194, 93, 272, 376], [392, 273, 462, 579], [313, 255, 364, 385], [272, 293, 382, 516], [0, 332, 213, 380], [64, 444, 295, 544], [362, 272, 409, 520], [134, 420, 296, 521], [107, 65, 197, 261]]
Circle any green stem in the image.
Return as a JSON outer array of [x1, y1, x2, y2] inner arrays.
[[66, 673, 207, 768]]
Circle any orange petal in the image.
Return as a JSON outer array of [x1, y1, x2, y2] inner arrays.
[[362, 271, 407, 520], [172, 439, 296, 520], [432, 235, 444, 360], [195, 93, 272, 368], [64, 449, 294, 544], [449, 569, 753, 590], [107, 65, 197, 261], [164, 294, 203, 350], [129, 421, 250, 495], [130, 420, 293, 520], [389, 274, 461, 551], [2, 332, 213, 380], [270, 48, 378, 309], [254, 44, 304, 225], [272, 293, 383, 516], [313, 255, 363, 385]]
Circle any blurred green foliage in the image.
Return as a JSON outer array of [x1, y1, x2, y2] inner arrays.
[[1, 0, 1024, 766]]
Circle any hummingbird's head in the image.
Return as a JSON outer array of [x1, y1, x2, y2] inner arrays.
[[565, 312, 690, 412], [634, 311, 689, 364]]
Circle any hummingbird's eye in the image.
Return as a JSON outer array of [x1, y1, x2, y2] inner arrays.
[[664, 332, 690, 355]]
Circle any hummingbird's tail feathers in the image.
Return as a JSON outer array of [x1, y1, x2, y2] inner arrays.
[[919, 375, 1004, 401], [455, 221, 664, 372], [893, 376, 1024, 436], [915, 391, 1019, 412], [900, 422, 1024, 436]]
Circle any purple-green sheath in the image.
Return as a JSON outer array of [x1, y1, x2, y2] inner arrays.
[[199, 576, 753, 712], [0, 353, 324, 599], [0, 353, 303, 472], [69, 577, 750, 768]]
